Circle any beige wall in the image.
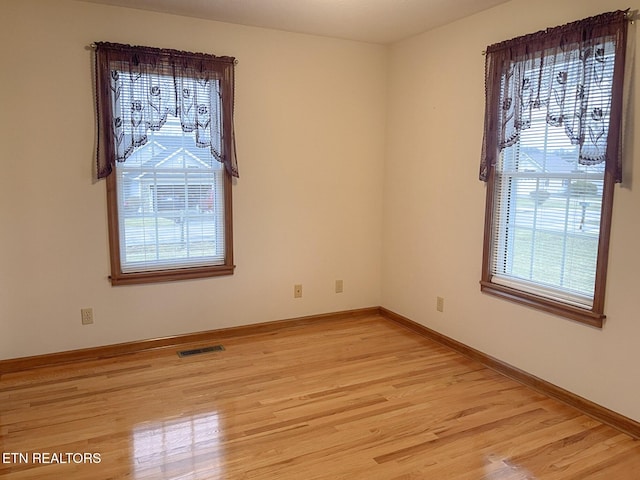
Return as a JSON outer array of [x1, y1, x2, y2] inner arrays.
[[383, 0, 640, 423], [2, 0, 639, 425], [0, 0, 386, 359]]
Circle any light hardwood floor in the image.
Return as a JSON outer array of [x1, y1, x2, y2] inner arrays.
[[1, 314, 639, 479]]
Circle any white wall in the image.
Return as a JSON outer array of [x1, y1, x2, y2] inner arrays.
[[0, 0, 386, 359], [383, 0, 640, 422]]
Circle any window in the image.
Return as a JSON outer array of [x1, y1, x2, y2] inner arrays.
[[95, 42, 239, 285], [479, 11, 628, 327]]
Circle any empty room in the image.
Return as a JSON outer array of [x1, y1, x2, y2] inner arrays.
[[1, 0, 640, 478]]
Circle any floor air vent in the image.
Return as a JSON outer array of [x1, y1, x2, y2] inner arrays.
[[178, 345, 225, 358]]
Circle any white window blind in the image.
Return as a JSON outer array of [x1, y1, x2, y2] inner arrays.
[[489, 46, 615, 309]]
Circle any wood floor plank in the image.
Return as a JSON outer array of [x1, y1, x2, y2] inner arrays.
[[1, 314, 639, 479]]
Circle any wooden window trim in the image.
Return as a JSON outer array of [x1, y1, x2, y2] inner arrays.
[[106, 169, 235, 286], [480, 168, 615, 328]]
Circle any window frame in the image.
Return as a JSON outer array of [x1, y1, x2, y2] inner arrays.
[[106, 165, 235, 286], [480, 161, 615, 328], [95, 42, 237, 285], [479, 12, 627, 328]]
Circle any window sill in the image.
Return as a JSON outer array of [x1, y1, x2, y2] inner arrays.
[[480, 281, 604, 328], [110, 264, 235, 286]]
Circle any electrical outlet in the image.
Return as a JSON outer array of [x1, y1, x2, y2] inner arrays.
[[81, 308, 94, 325], [294, 284, 303, 298], [436, 297, 444, 313], [335, 279, 343, 293]]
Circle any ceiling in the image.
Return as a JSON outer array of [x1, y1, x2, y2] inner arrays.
[[79, 0, 510, 44]]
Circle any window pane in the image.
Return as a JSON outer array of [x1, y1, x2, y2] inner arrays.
[[115, 116, 226, 273], [491, 107, 605, 307]]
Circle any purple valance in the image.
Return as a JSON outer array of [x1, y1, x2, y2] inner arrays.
[[480, 10, 628, 182], [94, 42, 239, 179]]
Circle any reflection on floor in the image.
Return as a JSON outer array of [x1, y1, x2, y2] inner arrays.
[[133, 413, 224, 479]]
